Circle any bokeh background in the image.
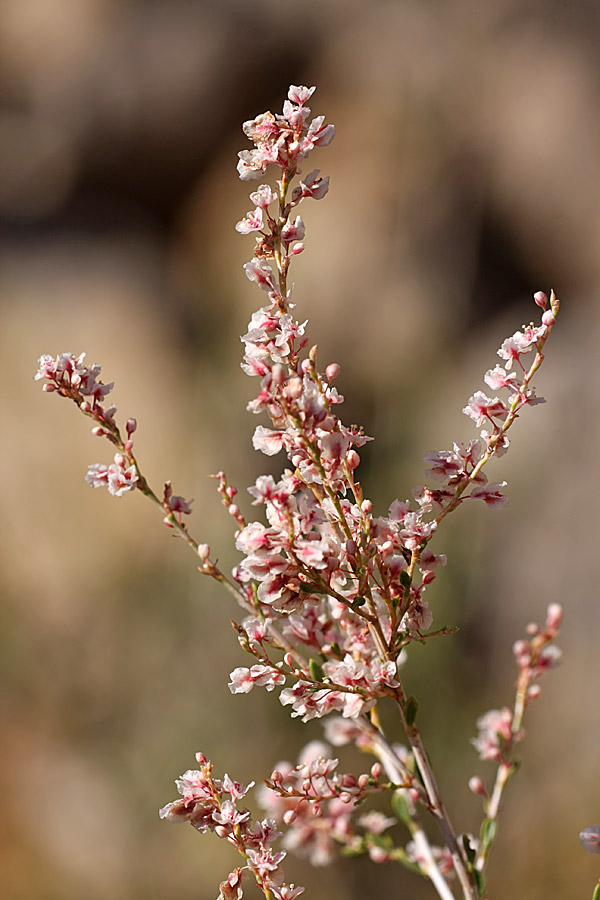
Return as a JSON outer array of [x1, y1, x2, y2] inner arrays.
[[2, 1, 599, 898]]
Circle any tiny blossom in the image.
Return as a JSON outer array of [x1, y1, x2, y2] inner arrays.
[[358, 810, 396, 834], [235, 207, 264, 234], [86, 454, 139, 497], [463, 392, 509, 429], [250, 185, 278, 208], [472, 708, 515, 762], [228, 665, 286, 694], [579, 825, 600, 854]]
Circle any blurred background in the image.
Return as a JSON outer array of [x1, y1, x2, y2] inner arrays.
[[2, 1, 599, 898]]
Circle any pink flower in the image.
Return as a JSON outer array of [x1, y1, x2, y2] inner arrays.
[[462, 391, 509, 429], [288, 85, 316, 105], [235, 207, 264, 234], [250, 185, 278, 208], [243, 259, 276, 291]]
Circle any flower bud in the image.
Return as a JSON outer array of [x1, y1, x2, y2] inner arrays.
[[197, 543, 210, 560], [42, 383, 57, 392], [468, 776, 487, 797], [545, 602, 563, 632], [283, 809, 297, 825], [326, 363, 340, 381], [370, 762, 383, 780], [533, 290, 548, 309], [579, 825, 600, 854], [229, 504, 240, 518], [291, 242, 305, 255], [271, 364, 286, 385], [347, 449, 360, 470], [126, 417, 137, 435]]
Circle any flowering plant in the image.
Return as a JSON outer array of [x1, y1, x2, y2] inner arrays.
[[34, 85, 576, 900]]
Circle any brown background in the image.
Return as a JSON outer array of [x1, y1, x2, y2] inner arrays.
[[1, 1, 599, 898]]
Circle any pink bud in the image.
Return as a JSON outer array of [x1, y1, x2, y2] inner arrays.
[[340, 774, 357, 788], [195, 751, 207, 764], [527, 684, 541, 701], [229, 504, 239, 518], [270, 769, 283, 784], [362, 500, 373, 514], [546, 602, 563, 631], [124, 440, 133, 453], [325, 363, 340, 381], [197, 543, 210, 560], [338, 792, 352, 803], [283, 809, 297, 825], [286, 377, 303, 400], [214, 825, 228, 838], [271, 364, 286, 384], [347, 449, 360, 470], [370, 763, 383, 780], [226, 486, 238, 499], [358, 774, 370, 789], [533, 290, 548, 309], [92, 427, 105, 436], [80, 400, 92, 412], [42, 383, 57, 392], [290, 242, 305, 255], [468, 776, 487, 797], [368, 846, 389, 863], [126, 417, 137, 435], [579, 825, 600, 854], [541, 310, 555, 327]]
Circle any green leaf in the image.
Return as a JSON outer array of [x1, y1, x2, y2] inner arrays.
[[391, 791, 412, 825], [399, 571, 411, 589], [462, 833, 476, 865], [405, 695, 419, 727], [308, 659, 324, 682], [473, 869, 486, 898], [329, 642, 343, 659], [479, 817, 498, 852], [593, 882, 600, 900]]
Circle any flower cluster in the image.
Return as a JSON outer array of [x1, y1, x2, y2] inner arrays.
[[161, 753, 304, 900], [259, 740, 398, 867], [472, 602, 562, 764]]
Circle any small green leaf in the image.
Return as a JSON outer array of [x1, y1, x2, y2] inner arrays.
[[473, 869, 486, 897], [592, 882, 600, 900], [299, 582, 317, 593], [399, 571, 411, 589], [329, 642, 343, 659], [462, 833, 476, 865], [391, 791, 412, 825], [340, 839, 366, 858], [390, 848, 426, 876], [308, 659, 324, 682], [479, 817, 498, 852], [405, 695, 419, 727]]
